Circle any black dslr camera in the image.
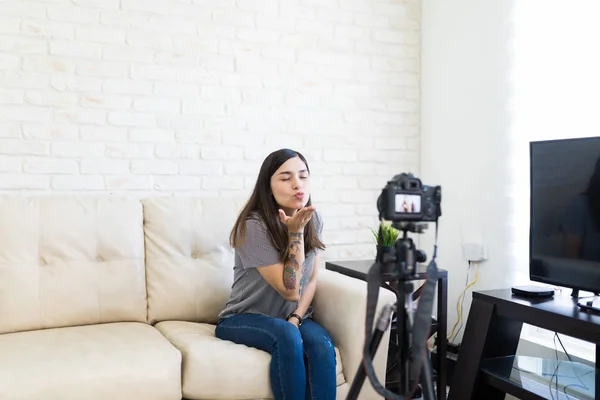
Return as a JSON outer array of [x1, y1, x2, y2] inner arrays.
[[377, 173, 441, 224]]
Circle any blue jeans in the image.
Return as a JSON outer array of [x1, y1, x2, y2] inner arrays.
[[215, 314, 337, 400]]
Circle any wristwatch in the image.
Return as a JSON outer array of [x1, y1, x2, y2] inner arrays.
[[287, 312, 303, 326]]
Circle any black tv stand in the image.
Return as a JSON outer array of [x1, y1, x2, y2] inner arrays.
[[570, 288, 600, 312], [448, 289, 600, 400], [571, 288, 600, 298], [577, 295, 600, 313]]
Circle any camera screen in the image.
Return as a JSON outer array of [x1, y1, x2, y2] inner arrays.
[[395, 194, 421, 214]]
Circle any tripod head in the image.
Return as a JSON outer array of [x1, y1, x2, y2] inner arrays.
[[377, 222, 428, 280]]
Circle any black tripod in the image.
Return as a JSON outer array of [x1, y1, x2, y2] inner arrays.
[[346, 224, 437, 400]]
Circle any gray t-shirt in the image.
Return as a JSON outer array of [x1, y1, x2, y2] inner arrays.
[[218, 211, 323, 321]]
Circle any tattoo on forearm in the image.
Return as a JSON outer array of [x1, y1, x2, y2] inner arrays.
[[283, 232, 304, 291], [283, 253, 300, 290], [289, 232, 303, 252]]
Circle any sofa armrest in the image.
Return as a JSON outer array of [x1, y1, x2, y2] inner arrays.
[[312, 268, 396, 400]]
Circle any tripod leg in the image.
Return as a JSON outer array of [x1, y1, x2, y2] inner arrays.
[[347, 328, 385, 400], [346, 304, 395, 400], [400, 308, 410, 394]]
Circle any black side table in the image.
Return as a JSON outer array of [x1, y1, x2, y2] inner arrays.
[[448, 289, 600, 400], [325, 259, 448, 400]]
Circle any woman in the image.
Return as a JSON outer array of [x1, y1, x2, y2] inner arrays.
[[216, 149, 337, 400]]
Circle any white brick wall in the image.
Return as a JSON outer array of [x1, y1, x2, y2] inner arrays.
[[0, 0, 421, 261]]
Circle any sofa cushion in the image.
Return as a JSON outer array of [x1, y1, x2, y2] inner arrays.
[[0, 196, 147, 334], [155, 320, 346, 400], [142, 197, 247, 325], [0, 322, 182, 400]]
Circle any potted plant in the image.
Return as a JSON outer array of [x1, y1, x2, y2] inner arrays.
[[371, 221, 400, 248], [371, 222, 400, 272]]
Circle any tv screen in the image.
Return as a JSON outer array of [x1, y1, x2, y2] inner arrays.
[[530, 137, 600, 295]]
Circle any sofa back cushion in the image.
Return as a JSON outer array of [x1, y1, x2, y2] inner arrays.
[[0, 196, 147, 334], [142, 197, 246, 325]]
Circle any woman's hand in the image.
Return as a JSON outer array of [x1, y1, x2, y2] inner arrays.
[[278, 206, 316, 233]]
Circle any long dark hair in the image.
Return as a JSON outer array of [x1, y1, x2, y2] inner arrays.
[[585, 156, 600, 230], [230, 148, 325, 262]]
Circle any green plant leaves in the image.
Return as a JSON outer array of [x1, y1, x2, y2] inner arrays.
[[371, 222, 400, 247]]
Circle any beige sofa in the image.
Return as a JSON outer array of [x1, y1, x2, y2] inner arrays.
[[0, 195, 395, 400]]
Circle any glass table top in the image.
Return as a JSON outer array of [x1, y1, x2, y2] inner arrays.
[[481, 355, 597, 400]]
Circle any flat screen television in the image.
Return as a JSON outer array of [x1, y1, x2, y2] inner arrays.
[[529, 136, 600, 298]]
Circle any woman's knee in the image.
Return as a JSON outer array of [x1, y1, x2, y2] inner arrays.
[[273, 320, 303, 348], [304, 335, 336, 365]]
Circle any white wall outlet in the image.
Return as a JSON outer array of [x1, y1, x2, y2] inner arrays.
[[462, 242, 487, 262]]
